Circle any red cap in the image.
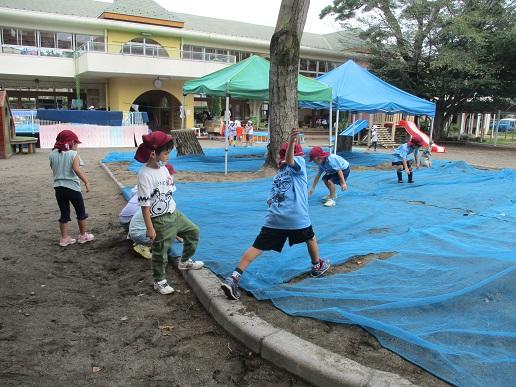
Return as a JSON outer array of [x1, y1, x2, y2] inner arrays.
[[135, 131, 173, 163], [309, 146, 330, 161], [408, 135, 424, 147], [165, 163, 176, 175], [53, 129, 81, 152], [279, 142, 304, 161]]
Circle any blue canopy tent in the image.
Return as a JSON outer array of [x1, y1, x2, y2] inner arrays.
[[300, 60, 436, 152]]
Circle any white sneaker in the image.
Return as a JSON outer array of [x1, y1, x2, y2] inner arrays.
[[177, 259, 204, 270], [153, 279, 174, 295], [321, 194, 337, 202], [323, 199, 336, 207]]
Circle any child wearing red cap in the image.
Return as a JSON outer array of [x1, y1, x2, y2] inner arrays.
[[221, 128, 329, 300], [392, 136, 423, 183], [49, 129, 94, 247], [308, 146, 351, 207], [135, 131, 203, 295]]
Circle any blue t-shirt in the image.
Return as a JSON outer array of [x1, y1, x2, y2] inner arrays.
[[393, 143, 417, 162], [318, 154, 350, 175], [264, 156, 311, 230]]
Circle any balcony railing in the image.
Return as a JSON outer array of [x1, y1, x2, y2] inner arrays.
[[1, 41, 237, 64], [76, 42, 237, 64], [0, 44, 77, 58]]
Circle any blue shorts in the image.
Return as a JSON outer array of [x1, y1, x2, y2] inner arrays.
[[322, 167, 350, 185]]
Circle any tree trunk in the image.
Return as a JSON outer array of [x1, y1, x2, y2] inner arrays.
[[265, 0, 310, 168], [170, 129, 204, 156]]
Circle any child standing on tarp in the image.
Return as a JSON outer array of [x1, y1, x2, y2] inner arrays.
[[135, 131, 203, 295], [308, 146, 351, 207], [392, 136, 423, 183], [49, 129, 94, 247], [245, 120, 254, 146], [368, 125, 378, 151], [221, 128, 330, 300]]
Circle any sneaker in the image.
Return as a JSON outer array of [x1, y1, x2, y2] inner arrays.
[[133, 244, 151, 259], [322, 194, 337, 202], [311, 258, 330, 277], [153, 279, 174, 295], [177, 258, 204, 270], [77, 232, 94, 244], [59, 236, 76, 247], [221, 276, 241, 300], [398, 180, 403, 184], [323, 199, 336, 207]]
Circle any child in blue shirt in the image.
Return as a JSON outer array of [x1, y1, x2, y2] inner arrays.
[[308, 146, 351, 207], [221, 129, 330, 300], [392, 136, 423, 183]]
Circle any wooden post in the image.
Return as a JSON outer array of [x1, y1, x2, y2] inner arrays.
[[170, 129, 204, 156]]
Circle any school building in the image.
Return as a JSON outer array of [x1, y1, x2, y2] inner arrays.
[[0, 0, 368, 131]]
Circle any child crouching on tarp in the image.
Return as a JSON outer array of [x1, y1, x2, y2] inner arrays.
[[392, 136, 423, 183]]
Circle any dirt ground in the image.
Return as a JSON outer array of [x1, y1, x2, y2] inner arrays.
[[1, 141, 514, 386]]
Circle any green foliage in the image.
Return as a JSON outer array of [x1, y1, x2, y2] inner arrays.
[[320, 0, 516, 139], [211, 96, 221, 118]]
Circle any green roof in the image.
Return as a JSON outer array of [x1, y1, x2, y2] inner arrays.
[[0, 0, 365, 53]]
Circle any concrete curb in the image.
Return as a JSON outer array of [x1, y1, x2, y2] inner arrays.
[[182, 269, 416, 387], [99, 161, 416, 386]]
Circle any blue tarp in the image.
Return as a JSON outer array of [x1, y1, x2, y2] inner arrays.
[[300, 60, 436, 117], [104, 147, 515, 387], [36, 109, 149, 126]]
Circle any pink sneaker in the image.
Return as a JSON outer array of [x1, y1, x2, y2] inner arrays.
[[59, 236, 76, 247], [77, 232, 94, 244]]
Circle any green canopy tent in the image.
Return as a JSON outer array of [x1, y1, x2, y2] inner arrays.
[[182, 55, 333, 174]]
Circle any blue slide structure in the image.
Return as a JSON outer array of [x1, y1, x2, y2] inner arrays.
[[339, 119, 369, 136]]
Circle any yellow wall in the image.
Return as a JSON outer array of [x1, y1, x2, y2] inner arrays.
[[106, 30, 181, 58], [107, 77, 194, 128]]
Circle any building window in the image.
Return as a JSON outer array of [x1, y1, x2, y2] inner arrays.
[[76, 34, 104, 52], [56, 32, 73, 50], [40, 31, 56, 48], [2, 27, 18, 45], [122, 37, 168, 58], [20, 29, 36, 47]]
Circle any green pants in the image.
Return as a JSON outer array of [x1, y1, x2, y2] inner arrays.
[[151, 209, 200, 281]]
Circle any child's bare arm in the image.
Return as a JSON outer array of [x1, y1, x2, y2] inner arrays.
[[142, 206, 155, 240], [72, 155, 90, 192], [308, 173, 321, 196], [285, 128, 300, 166], [337, 169, 347, 190]]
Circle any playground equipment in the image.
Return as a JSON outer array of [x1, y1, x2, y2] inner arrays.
[[399, 120, 446, 153]]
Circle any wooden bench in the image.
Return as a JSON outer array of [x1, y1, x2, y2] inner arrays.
[[11, 136, 38, 154]]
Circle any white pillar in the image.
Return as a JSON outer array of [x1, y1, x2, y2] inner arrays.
[[484, 114, 491, 135], [475, 114, 481, 137], [459, 113, 466, 140], [429, 117, 435, 152]]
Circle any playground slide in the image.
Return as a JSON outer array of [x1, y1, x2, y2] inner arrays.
[[399, 120, 446, 153], [339, 119, 369, 136]]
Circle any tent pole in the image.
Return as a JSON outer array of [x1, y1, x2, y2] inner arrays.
[[334, 109, 340, 154], [181, 95, 185, 129], [224, 96, 230, 175], [328, 103, 333, 152], [429, 116, 434, 152]]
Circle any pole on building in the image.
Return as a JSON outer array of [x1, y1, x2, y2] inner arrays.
[[181, 95, 186, 129]]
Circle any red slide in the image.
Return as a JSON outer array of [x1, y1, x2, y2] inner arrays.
[[399, 120, 446, 153]]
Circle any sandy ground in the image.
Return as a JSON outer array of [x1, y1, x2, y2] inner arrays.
[[1, 140, 513, 386]]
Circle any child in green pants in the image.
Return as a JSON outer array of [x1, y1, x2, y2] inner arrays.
[[135, 131, 203, 295]]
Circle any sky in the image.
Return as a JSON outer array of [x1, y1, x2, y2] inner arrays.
[[97, 0, 343, 34], [155, 0, 342, 34]]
